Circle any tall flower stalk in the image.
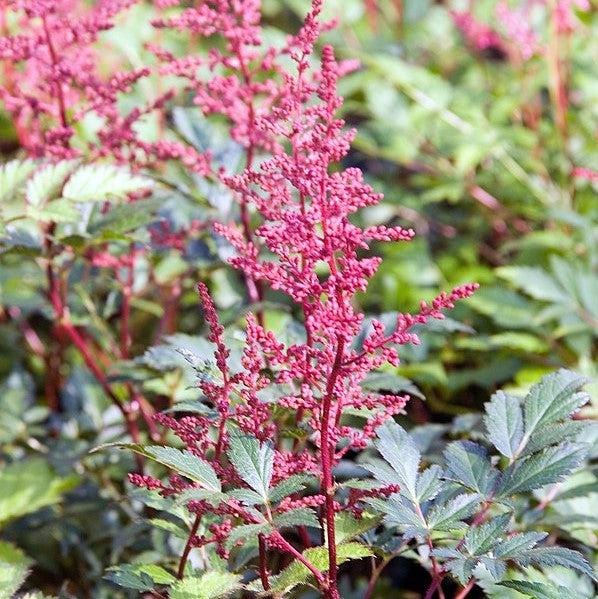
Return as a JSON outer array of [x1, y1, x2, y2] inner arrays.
[[131, 2, 477, 596]]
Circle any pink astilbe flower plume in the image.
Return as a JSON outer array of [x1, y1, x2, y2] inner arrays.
[[130, 2, 478, 596], [0, 0, 142, 158], [0, 0, 211, 171]]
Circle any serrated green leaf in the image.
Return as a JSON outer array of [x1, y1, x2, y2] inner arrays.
[[333, 512, 381, 544], [513, 546, 595, 580], [170, 571, 239, 599], [484, 391, 524, 459], [371, 421, 420, 502], [92, 443, 221, 491], [268, 474, 315, 504], [444, 441, 498, 495], [366, 494, 425, 531], [105, 566, 154, 591], [498, 443, 586, 496], [427, 493, 481, 531], [26, 161, 77, 207], [106, 559, 176, 589], [523, 370, 589, 445], [227, 488, 265, 505], [227, 435, 274, 501], [273, 508, 320, 530], [0, 540, 32, 599], [478, 555, 507, 580], [522, 420, 588, 455], [0, 160, 36, 202], [63, 164, 153, 203], [553, 481, 598, 502], [34, 198, 80, 223], [416, 464, 444, 502], [444, 556, 477, 585], [493, 532, 547, 558], [464, 514, 510, 555], [89, 196, 162, 236], [225, 523, 271, 550], [499, 580, 574, 599], [149, 518, 189, 539], [362, 372, 425, 399], [173, 487, 226, 507]]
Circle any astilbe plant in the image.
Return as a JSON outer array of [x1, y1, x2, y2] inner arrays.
[[120, 1, 478, 597], [0, 0, 211, 450]]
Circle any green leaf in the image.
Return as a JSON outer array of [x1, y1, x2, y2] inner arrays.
[[26, 161, 77, 207], [553, 481, 598, 502], [366, 494, 426, 532], [135, 564, 177, 585], [371, 421, 420, 502], [170, 571, 239, 599], [427, 493, 482, 531], [227, 434, 274, 501], [522, 421, 588, 455], [63, 164, 153, 203], [493, 532, 547, 558], [105, 565, 156, 591], [523, 370, 589, 442], [444, 441, 498, 495], [484, 391, 524, 459], [268, 474, 315, 504], [498, 443, 586, 496], [444, 556, 477, 585], [88, 195, 162, 236], [225, 523, 271, 550], [34, 198, 80, 223], [497, 266, 570, 303], [173, 487, 226, 507], [464, 514, 510, 555], [0, 160, 36, 202], [333, 512, 381, 544], [149, 518, 189, 539], [93, 443, 221, 491], [273, 508, 320, 530], [268, 542, 372, 594], [499, 580, 576, 599], [0, 541, 32, 599], [416, 465, 443, 502], [361, 372, 425, 399], [513, 546, 595, 580], [227, 488, 264, 505], [0, 458, 80, 526]]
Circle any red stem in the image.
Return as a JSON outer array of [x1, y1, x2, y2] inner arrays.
[[258, 533, 271, 591], [271, 531, 326, 587], [177, 514, 202, 579], [454, 579, 475, 599], [319, 337, 345, 599], [41, 15, 68, 131], [120, 259, 133, 359]]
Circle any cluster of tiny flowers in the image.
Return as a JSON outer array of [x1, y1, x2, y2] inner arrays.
[[130, 2, 477, 580], [0, 0, 213, 173], [453, 1, 590, 64], [495, 1, 539, 61], [450, 9, 504, 54], [0, 0, 142, 158]]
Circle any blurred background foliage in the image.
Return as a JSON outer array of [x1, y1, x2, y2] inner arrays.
[[0, 0, 596, 597]]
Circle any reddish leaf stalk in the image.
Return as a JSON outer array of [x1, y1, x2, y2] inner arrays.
[[258, 533, 271, 591], [270, 531, 326, 587], [454, 578, 476, 599], [177, 513, 202, 579]]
